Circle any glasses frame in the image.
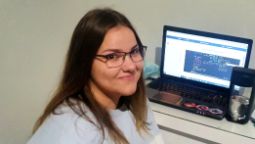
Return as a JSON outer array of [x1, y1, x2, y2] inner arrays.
[[95, 45, 147, 68]]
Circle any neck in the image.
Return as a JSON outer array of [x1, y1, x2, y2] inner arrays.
[[89, 80, 120, 109]]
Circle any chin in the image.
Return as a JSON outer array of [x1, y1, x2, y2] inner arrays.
[[119, 85, 137, 96]]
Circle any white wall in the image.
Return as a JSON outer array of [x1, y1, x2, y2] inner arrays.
[[1, 0, 255, 143]]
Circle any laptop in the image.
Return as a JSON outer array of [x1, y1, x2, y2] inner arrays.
[[147, 25, 253, 120]]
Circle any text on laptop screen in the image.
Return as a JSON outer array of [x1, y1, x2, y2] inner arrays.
[[163, 28, 252, 88]]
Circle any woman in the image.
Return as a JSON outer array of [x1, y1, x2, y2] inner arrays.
[[27, 8, 163, 144]]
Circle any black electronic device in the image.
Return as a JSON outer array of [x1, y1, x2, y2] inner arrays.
[[226, 67, 255, 124], [147, 25, 253, 120]]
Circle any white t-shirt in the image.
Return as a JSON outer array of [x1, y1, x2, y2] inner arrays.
[[27, 101, 164, 144]]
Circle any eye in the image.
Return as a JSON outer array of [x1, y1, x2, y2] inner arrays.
[[131, 48, 140, 55], [104, 53, 121, 60]]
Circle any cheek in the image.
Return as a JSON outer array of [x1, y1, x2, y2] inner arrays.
[[91, 61, 118, 82], [136, 61, 144, 72]]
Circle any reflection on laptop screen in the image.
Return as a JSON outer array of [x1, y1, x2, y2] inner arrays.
[[162, 26, 253, 88]]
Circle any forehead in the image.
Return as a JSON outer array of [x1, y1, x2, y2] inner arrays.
[[98, 26, 137, 52]]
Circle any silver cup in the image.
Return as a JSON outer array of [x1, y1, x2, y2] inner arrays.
[[229, 95, 249, 121]]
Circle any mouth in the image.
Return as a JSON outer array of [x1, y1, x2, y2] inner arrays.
[[118, 75, 135, 81]]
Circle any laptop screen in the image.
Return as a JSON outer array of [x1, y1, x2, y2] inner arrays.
[[161, 25, 253, 89]]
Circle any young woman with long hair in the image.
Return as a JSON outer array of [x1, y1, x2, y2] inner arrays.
[[27, 8, 163, 144]]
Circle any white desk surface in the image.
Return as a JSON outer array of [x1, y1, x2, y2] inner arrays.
[[150, 101, 255, 143]]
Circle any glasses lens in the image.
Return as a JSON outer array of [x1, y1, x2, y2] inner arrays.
[[130, 47, 146, 62], [106, 54, 123, 68]]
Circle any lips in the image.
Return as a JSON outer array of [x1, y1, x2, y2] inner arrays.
[[118, 74, 136, 80]]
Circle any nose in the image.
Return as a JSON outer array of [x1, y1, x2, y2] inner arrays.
[[121, 54, 136, 71]]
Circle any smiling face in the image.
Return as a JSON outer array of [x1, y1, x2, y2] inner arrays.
[[89, 26, 144, 108]]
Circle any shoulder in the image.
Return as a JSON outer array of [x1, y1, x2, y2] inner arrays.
[[145, 99, 165, 143], [27, 103, 104, 144]]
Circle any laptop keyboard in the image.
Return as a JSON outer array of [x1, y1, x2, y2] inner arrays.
[[147, 79, 228, 119], [159, 81, 227, 107]]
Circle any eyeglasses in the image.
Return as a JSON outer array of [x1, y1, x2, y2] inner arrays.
[[95, 46, 147, 68]]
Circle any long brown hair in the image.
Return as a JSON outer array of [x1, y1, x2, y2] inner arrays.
[[33, 8, 148, 144]]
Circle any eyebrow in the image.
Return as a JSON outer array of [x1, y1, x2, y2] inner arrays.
[[101, 44, 138, 53]]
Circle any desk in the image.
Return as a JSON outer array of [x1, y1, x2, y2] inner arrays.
[[151, 102, 255, 144]]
